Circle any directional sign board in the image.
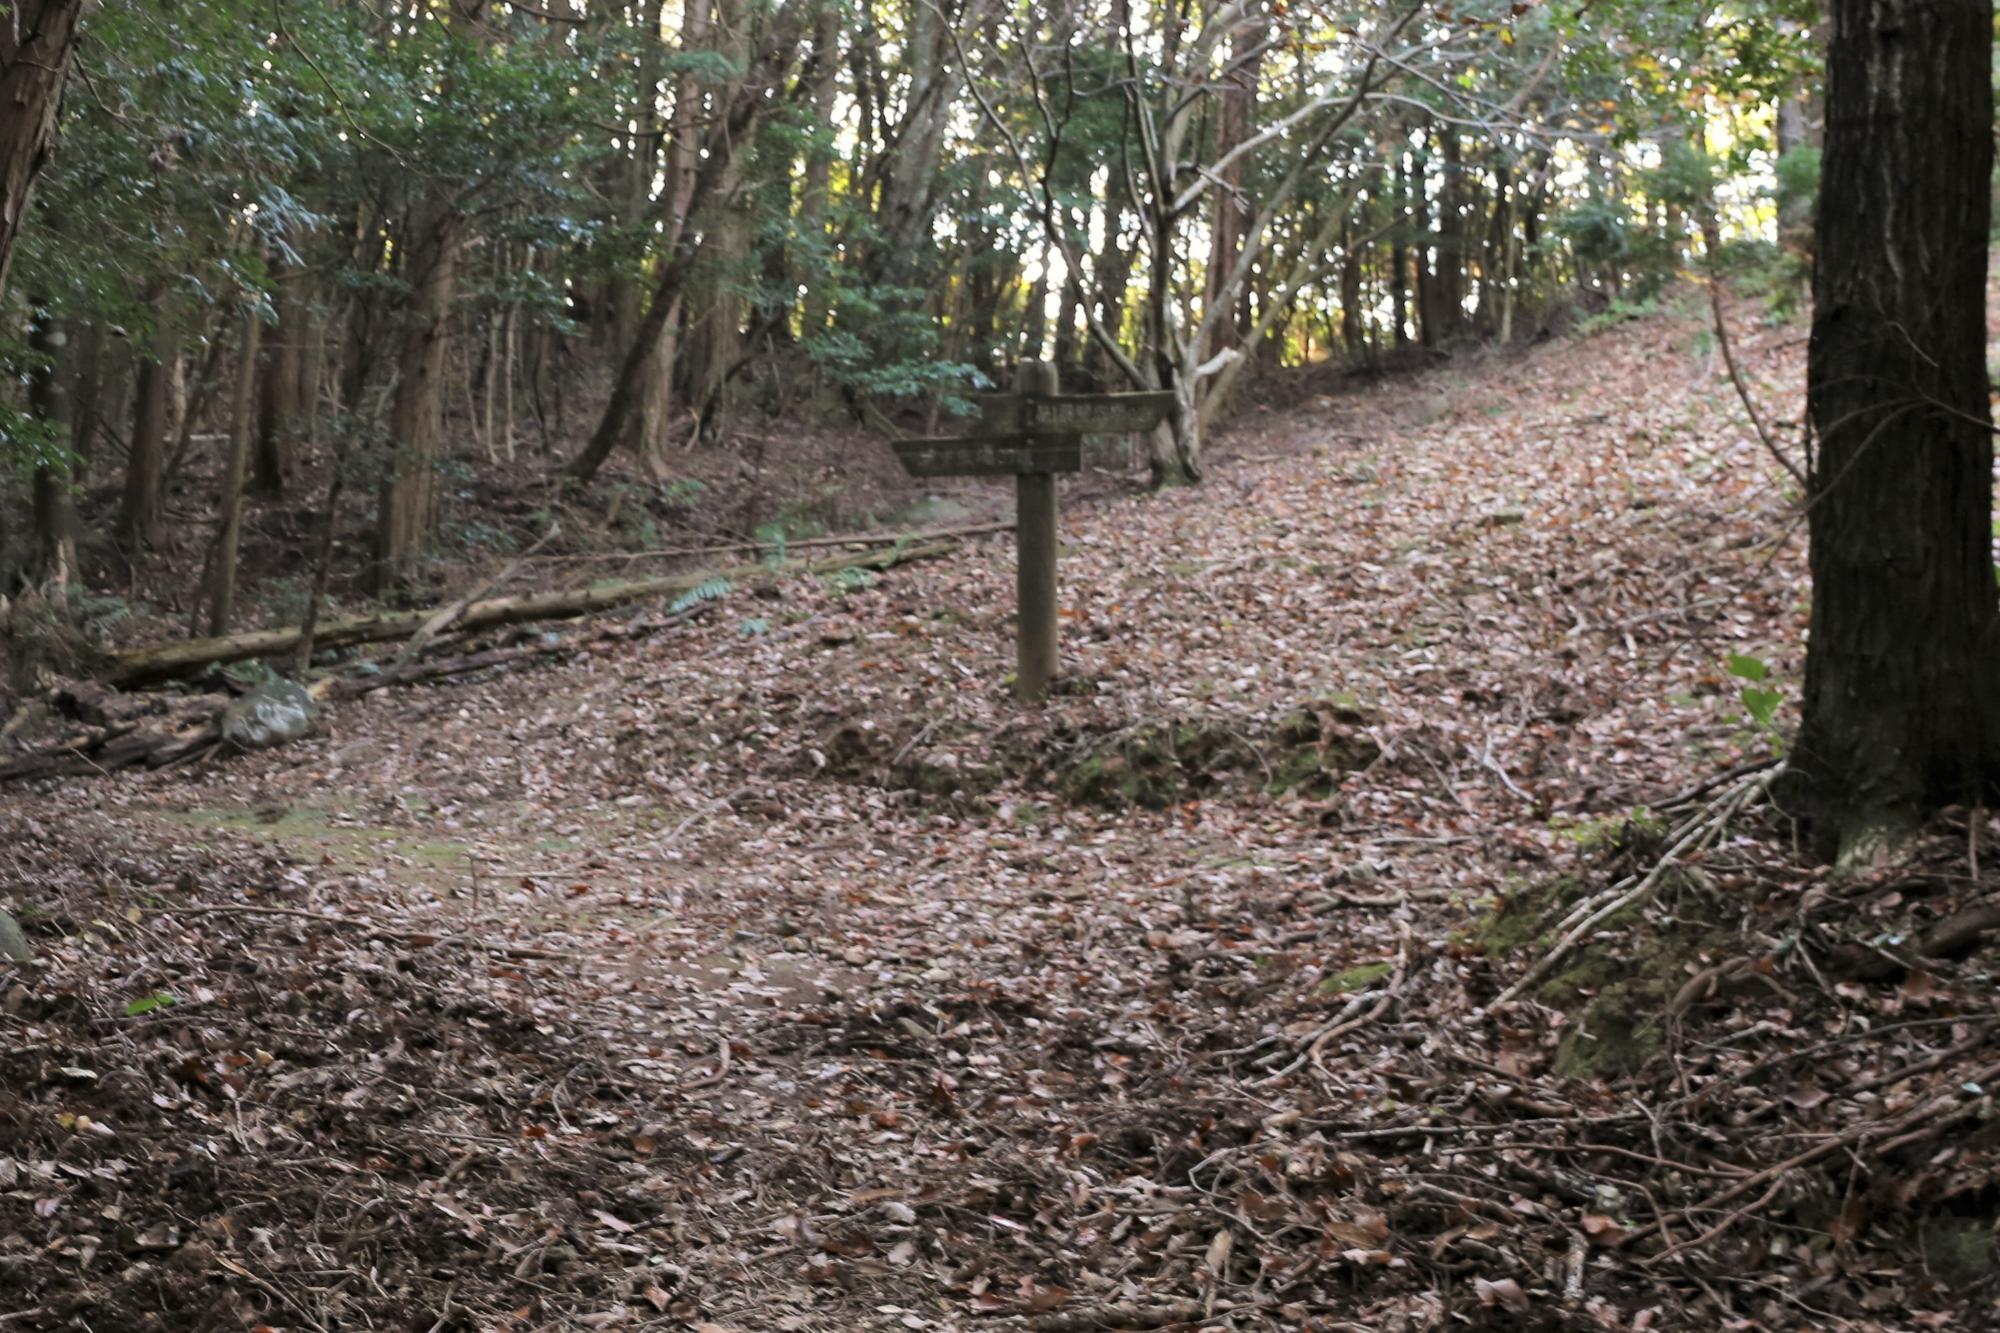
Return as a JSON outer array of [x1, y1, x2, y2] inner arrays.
[[893, 434, 1081, 478], [974, 390, 1176, 437], [888, 371, 1175, 699]]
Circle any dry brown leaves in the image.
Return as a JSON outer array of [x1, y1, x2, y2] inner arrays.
[[3, 294, 1997, 1331]]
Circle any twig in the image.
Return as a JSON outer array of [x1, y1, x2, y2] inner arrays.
[[1702, 219, 1806, 488], [1635, 1056, 2000, 1264], [1479, 731, 1531, 801], [680, 1036, 733, 1091], [395, 522, 560, 667], [156, 904, 562, 961], [669, 785, 753, 841], [1495, 766, 1779, 1007], [527, 521, 1012, 567], [1254, 920, 1412, 1085]]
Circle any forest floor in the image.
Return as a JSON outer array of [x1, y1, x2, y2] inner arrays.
[[6, 288, 2000, 1332]]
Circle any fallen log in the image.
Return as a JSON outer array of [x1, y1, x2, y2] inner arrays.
[[103, 539, 958, 688]]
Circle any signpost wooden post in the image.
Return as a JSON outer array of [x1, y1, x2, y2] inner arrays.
[[892, 361, 1173, 700]]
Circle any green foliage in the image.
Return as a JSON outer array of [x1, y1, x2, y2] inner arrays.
[[1774, 146, 1822, 217], [823, 566, 875, 596], [124, 993, 179, 1017], [1726, 653, 1784, 735], [1645, 140, 1718, 212], [1577, 294, 1663, 336], [668, 578, 733, 616]]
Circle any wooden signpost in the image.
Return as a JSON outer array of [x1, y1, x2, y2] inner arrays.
[[892, 361, 1174, 699]]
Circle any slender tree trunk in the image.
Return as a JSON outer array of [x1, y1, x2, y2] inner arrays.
[[119, 293, 176, 553], [1203, 18, 1262, 358], [68, 319, 100, 480], [1390, 149, 1410, 347], [678, 0, 746, 426], [799, 0, 840, 337], [612, 0, 666, 352], [253, 259, 302, 493], [209, 302, 265, 634], [1339, 221, 1363, 353], [1434, 127, 1464, 342], [567, 7, 806, 481], [1788, 0, 1995, 862], [0, 0, 84, 299], [26, 300, 76, 589]]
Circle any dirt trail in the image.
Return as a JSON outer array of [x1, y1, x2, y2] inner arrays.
[[15, 299, 1989, 1331]]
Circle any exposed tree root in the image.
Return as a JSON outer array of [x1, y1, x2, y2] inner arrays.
[[1494, 763, 1783, 1007]]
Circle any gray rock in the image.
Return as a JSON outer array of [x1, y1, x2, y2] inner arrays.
[[221, 679, 319, 751], [0, 908, 30, 962]]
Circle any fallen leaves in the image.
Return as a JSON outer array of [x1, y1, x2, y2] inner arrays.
[[3, 294, 1996, 1331]]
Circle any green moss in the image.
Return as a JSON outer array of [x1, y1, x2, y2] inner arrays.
[[1548, 807, 1664, 853], [1057, 721, 1251, 810], [1061, 752, 1183, 810], [1319, 961, 1392, 996], [1547, 912, 1721, 1080], [410, 840, 471, 867], [1474, 874, 1582, 957], [1266, 698, 1381, 796], [1921, 1219, 1996, 1286]]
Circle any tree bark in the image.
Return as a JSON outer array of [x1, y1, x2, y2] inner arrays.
[[565, 6, 808, 482], [254, 259, 303, 494], [106, 540, 959, 687], [371, 197, 461, 591], [26, 300, 76, 589], [209, 302, 265, 635], [1390, 147, 1410, 346], [118, 293, 176, 554], [0, 0, 83, 299], [1788, 0, 1995, 862]]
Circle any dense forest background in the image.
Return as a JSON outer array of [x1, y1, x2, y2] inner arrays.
[[0, 0, 1821, 630], [17, 3, 2000, 1329]]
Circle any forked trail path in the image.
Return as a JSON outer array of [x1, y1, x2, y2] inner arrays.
[[8, 302, 1836, 1330]]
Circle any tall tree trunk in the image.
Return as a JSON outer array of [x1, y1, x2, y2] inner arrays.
[[1339, 221, 1363, 353], [209, 302, 265, 635], [1390, 148, 1410, 347], [678, 0, 748, 429], [566, 6, 808, 482], [26, 300, 76, 589], [1433, 127, 1464, 342], [68, 319, 101, 480], [1789, 0, 1995, 862], [119, 293, 176, 553], [1202, 18, 1263, 358], [254, 259, 303, 493], [798, 0, 840, 337], [868, 0, 976, 288], [372, 198, 461, 591], [612, 0, 666, 352], [0, 0, 83, 299]]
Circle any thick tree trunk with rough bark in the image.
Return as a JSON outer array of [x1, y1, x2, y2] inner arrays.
[[1788, 0, 1995, 862], [0, 0, 83, 299], [372, 198, 461, 590]]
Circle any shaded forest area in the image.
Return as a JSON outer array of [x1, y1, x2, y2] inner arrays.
[[0, 0, 1816, 630], [8, 0, 2000, 1330]]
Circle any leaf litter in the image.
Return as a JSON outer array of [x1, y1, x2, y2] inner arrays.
[[4, 296, 1999, 1330]]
